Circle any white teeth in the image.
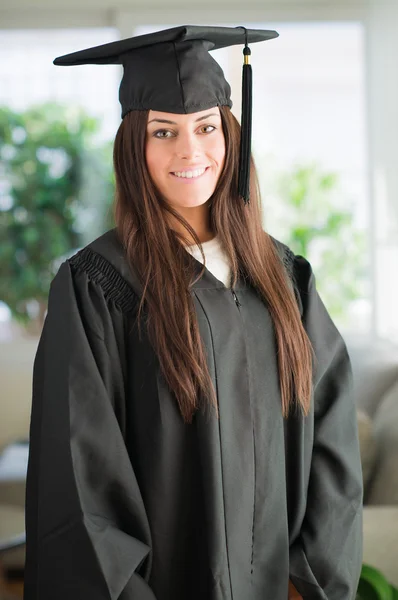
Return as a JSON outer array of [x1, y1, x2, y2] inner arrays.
[[173, 168, 206, 179]]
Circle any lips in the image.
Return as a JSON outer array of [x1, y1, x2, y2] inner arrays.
[[170, 166, 210, 173], [170, 166, 210, 181]]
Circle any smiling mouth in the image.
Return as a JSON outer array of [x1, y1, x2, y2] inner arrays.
[[170, 167, 210, 180]]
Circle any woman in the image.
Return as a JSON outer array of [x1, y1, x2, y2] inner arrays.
[[24, 26, 363, 600]]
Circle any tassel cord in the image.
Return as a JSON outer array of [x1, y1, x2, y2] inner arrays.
[[237, 28, 253, 205]]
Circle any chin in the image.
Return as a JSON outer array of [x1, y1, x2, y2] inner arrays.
[[165, 189, 214, 209], [175, 197, 211, 209]]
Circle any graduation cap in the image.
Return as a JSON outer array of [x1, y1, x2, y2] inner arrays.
[[53, 25, 279, 204]]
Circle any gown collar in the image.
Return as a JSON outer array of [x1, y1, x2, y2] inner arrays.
[[187, 252, 246, 291], [87, 228, 247, 297]]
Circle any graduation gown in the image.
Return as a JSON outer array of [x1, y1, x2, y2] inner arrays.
[[24, 228, 363, 600]]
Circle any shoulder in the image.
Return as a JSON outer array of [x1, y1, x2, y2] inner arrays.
[[68, 228, 125, 271], [268, 234, 315, 316], [269, 235, 295, 275], [66, 228, 141, 314]]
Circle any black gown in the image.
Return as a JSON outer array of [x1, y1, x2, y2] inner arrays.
[[23, 228, 363, 600]]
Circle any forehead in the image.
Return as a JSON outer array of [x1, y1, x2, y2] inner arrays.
[[147, 106, 221, 124]]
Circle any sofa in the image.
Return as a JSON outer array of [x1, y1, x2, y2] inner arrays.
[[345, 334, 398, 587], [0, 334, 398, 586]]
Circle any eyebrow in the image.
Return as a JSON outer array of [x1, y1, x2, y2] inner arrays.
[[147, 112, 220, 125]]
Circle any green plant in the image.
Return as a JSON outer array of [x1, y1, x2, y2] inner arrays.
[[0, 102, 113, 334], [273, 163, 367, 324], [357, 564, 398, 600]]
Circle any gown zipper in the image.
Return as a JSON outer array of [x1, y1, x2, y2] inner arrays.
[[231, 289, 242, 309], [231, 285, 256, 579]]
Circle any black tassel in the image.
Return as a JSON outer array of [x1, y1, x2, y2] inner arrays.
[[238, 40, 252, 205]]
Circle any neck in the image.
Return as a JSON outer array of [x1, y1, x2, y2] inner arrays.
[[169, 201, 215, 245]]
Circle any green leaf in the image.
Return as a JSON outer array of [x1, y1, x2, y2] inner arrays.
[[357, 564, 394, 600], [273, 161, 366, 324], [0, 102, 114, 327], [391, 586, 398, 600]]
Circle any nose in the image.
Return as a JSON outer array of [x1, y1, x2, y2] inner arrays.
[[174, 131, 201, 160]]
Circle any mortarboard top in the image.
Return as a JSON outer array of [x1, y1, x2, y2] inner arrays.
[[53, 25, 279, 203]]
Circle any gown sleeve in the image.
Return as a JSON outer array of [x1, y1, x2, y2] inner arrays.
[[288, 254, 364, 600], [24, 260, 156, 600]]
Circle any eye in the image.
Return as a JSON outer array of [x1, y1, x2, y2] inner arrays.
[[153, 129, 174, 139], [200, 125, 216, 134]]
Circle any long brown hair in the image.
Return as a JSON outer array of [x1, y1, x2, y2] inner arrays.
[[113, 106, 313, 424]]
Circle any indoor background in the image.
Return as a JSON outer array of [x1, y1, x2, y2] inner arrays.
[[0, 0, 397, 598]]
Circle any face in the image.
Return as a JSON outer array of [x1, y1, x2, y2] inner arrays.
[[145, 107, 226, 210]]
